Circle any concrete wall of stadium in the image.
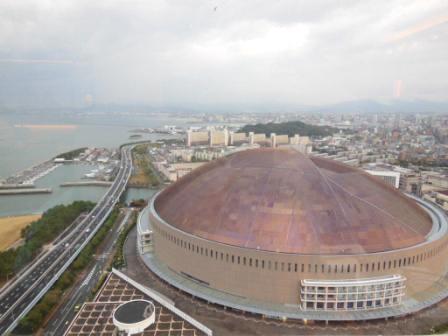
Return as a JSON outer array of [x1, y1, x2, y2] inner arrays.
[[149, 203, 448, 307]]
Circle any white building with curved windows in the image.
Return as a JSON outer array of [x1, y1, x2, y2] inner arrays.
[[139, 148, 448, 321], [300, 275, 406, 311], [137, 205, 152, 254]]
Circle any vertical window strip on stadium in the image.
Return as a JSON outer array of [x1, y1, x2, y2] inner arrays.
[[156, 225, 448, 275]]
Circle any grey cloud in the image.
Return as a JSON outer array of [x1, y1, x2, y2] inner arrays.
[[0, 0, 447, 108]]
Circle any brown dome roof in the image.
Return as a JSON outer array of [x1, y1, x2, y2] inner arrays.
[[154, 148, 432, 255]]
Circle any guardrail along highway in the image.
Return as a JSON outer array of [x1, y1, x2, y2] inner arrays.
[[0, 146, 133, 335]]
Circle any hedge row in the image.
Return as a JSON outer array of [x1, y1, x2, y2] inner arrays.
[[112, 211, 137, 269]]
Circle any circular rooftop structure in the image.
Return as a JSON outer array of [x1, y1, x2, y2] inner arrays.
[[113, 300, 155, 335], [145, 147, 448, 320], [155, 148, 432, 255]]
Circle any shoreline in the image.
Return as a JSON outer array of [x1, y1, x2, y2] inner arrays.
[[0, 214, 42, 251], [2, 160, 61, 186]]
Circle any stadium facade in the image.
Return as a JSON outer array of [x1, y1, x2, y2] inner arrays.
[[140, 148, 448, 320]]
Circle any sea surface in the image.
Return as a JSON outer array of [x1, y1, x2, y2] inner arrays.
[[0, 164, 157, 217], [0, 111, 179, 217], [0, 112, 185, 177]]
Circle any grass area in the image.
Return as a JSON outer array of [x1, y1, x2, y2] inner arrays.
[[16, 208, 120, 334], [129, 144, 161, 188], [54, 147, 87, 160], [0, 215, 41, 251], [0, 201, 95, 283], [113, 211, 137, 269]]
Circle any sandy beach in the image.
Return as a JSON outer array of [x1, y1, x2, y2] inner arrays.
[[0, 214, 41, 251]]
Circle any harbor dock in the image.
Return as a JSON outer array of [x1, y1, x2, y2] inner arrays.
[[0, 188, 52, 195]]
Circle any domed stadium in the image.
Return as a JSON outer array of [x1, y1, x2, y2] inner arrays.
[[141, 148, 448, 321]]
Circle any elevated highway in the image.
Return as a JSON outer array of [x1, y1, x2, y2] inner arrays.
[[0, 146, 133, 335]]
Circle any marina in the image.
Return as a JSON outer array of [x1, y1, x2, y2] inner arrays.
[[0, 112, 183, 179], [2, 161, 61, 186], [0, 184, 36, 189], [0, 164, 106, 217], [0, 112, 181, 217], [0, 163, 155, 217]]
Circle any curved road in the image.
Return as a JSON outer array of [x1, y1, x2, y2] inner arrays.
[[0, 146, 133, 336]]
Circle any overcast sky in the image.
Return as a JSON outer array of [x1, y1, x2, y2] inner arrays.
[[0, 0, 447, 108]]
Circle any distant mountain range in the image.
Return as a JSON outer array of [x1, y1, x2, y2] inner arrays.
[[80, 99, 448, 114], [227, 99, 448, 114], [1, 99, 447, 115], [309, 99, 448, 114]]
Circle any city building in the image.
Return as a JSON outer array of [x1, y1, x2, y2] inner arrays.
[[140, 147, 448, 321], [364, 168, 401, 189], [363, 163, 422, 195], [424, 190, 448, 211], [186, 129, 311, 152], [137, 206, 152, 255], [422, 171, 448, 190], [398, 169, 422, 196]]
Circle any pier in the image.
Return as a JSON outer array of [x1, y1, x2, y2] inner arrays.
[[0, 184, 35, 190], [0, 188, 52, 195], [4, 162, 60, 185], [60, 181, 113, 187]]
